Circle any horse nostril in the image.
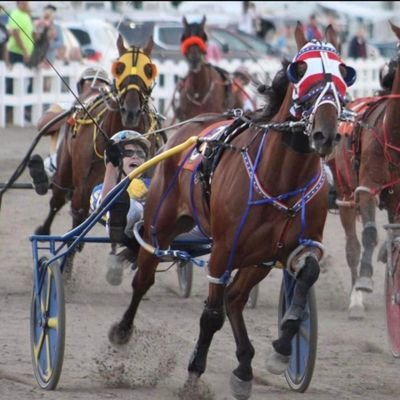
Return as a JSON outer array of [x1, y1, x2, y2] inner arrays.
[[313, 131, 324, 143], [334, 133, 341, 144]]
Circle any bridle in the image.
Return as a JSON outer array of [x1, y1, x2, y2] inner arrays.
[[110, 48, 158, 115], [287, 41, 356, 136]]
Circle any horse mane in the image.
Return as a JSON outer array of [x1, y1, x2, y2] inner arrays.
[[377, 57, 397, 95], [256, 58, 291, 120]]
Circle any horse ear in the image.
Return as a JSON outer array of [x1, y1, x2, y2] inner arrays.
[[183, 16, 188, 27], [201, 15, 206, 28], [294, 21, 307, 50], [117, 34, 127, 56], [389, 20, 400, 41], [325, 24, 338, 49], [143, 36, 154, 56]]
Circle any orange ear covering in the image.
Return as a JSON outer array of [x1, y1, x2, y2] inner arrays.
[[181, 36, 208, 56]]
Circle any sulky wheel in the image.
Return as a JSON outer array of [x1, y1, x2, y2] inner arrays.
[[278, 272, 318, 393], [176, 260, 193, 298], [30, 257, 65, 389], [385, 242, 400, 357]]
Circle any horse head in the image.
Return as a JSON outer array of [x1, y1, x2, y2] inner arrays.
[[285, 22, 356, 156], [111, 35, 158, 130], [181, 16, 208, 72]]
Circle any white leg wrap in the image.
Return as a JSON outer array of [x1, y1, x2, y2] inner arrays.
[[286, 243, 324, 278]]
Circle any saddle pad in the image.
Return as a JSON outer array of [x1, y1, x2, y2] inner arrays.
[[181, 120, 233, 171]]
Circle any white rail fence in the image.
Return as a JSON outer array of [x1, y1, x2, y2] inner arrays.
[[0, 57, 386, 128]]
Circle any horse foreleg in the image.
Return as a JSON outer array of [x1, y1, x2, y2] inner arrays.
[[338, 205, 365, 318], [108, 249, 159, 346], [338, 205, 360, 286], [355, 192, 378, 293], [188, 283, 225, 378], [267, 255, 320, 375], [225, 267, 270, 400]]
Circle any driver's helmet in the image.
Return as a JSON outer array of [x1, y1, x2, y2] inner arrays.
[[110, 130, 151, 158], [76, 66, 111, 92]]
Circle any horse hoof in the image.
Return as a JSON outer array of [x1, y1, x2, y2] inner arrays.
[[377, 242, 388, 263], [348, 304, 365, 320], [34, 226, 49, 235], [108, 322, 133, 346], [266, 350, 289, 375], [355, 276, 374, 293], [230, 373, 252, 400]]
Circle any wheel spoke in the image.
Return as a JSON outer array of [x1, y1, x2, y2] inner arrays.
[[33, 329, 45, 360]]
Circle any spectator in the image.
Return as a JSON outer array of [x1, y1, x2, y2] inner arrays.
[[30, 4, 64, 67], [6, 1, 33, 66], [348, 25, 368, 59], [305, 14, 323, 41], [5, 1, 34, 123], [0, 20, 9, 61], [238, 1, 257, 36], [272, 23, 296, 59]]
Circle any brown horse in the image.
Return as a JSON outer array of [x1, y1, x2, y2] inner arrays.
[[108, 23, 356, 398], [328, 21, 400, 319], [35, 35, 162, 237], [173, 16, 244, 122]]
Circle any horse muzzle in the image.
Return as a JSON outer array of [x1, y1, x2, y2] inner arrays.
[[311, 130, 340, 157]]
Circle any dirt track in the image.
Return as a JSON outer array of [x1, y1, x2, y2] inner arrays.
[[1, 127, 399, 400]]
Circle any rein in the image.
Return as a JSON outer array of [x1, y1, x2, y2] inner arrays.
[[337, 94, 400, 204]]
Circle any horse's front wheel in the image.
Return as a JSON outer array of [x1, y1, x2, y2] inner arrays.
[[277, 274, 318, 393], [30, 257, 65, 390]]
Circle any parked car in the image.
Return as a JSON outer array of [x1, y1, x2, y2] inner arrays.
[[60, 19, 119, 66], [370, 41, 397, 59], [116, 18, 280, 62], [58, 25, 82, 63]]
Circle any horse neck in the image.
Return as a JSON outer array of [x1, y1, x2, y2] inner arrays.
[[186, 63, 212, 93], [261, 84, 319, 182], [384, 57, 400, 148]]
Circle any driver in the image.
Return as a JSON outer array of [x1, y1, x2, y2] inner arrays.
[[28, 66, 111, 195], [90, 130, 151, 286], [90, 129, 207, 286]]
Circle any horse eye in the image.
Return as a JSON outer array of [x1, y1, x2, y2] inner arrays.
[[144, 63, 154, 79], [296, 61, 307, 79], [113, 62, 125, 76], [287, 61, 307, 83], [340, 63, 356, 86]]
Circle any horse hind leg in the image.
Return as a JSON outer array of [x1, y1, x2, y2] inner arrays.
[[355, 221, 377, 293], [267, 255, 320, 375], [338, 206, 364, 319]]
